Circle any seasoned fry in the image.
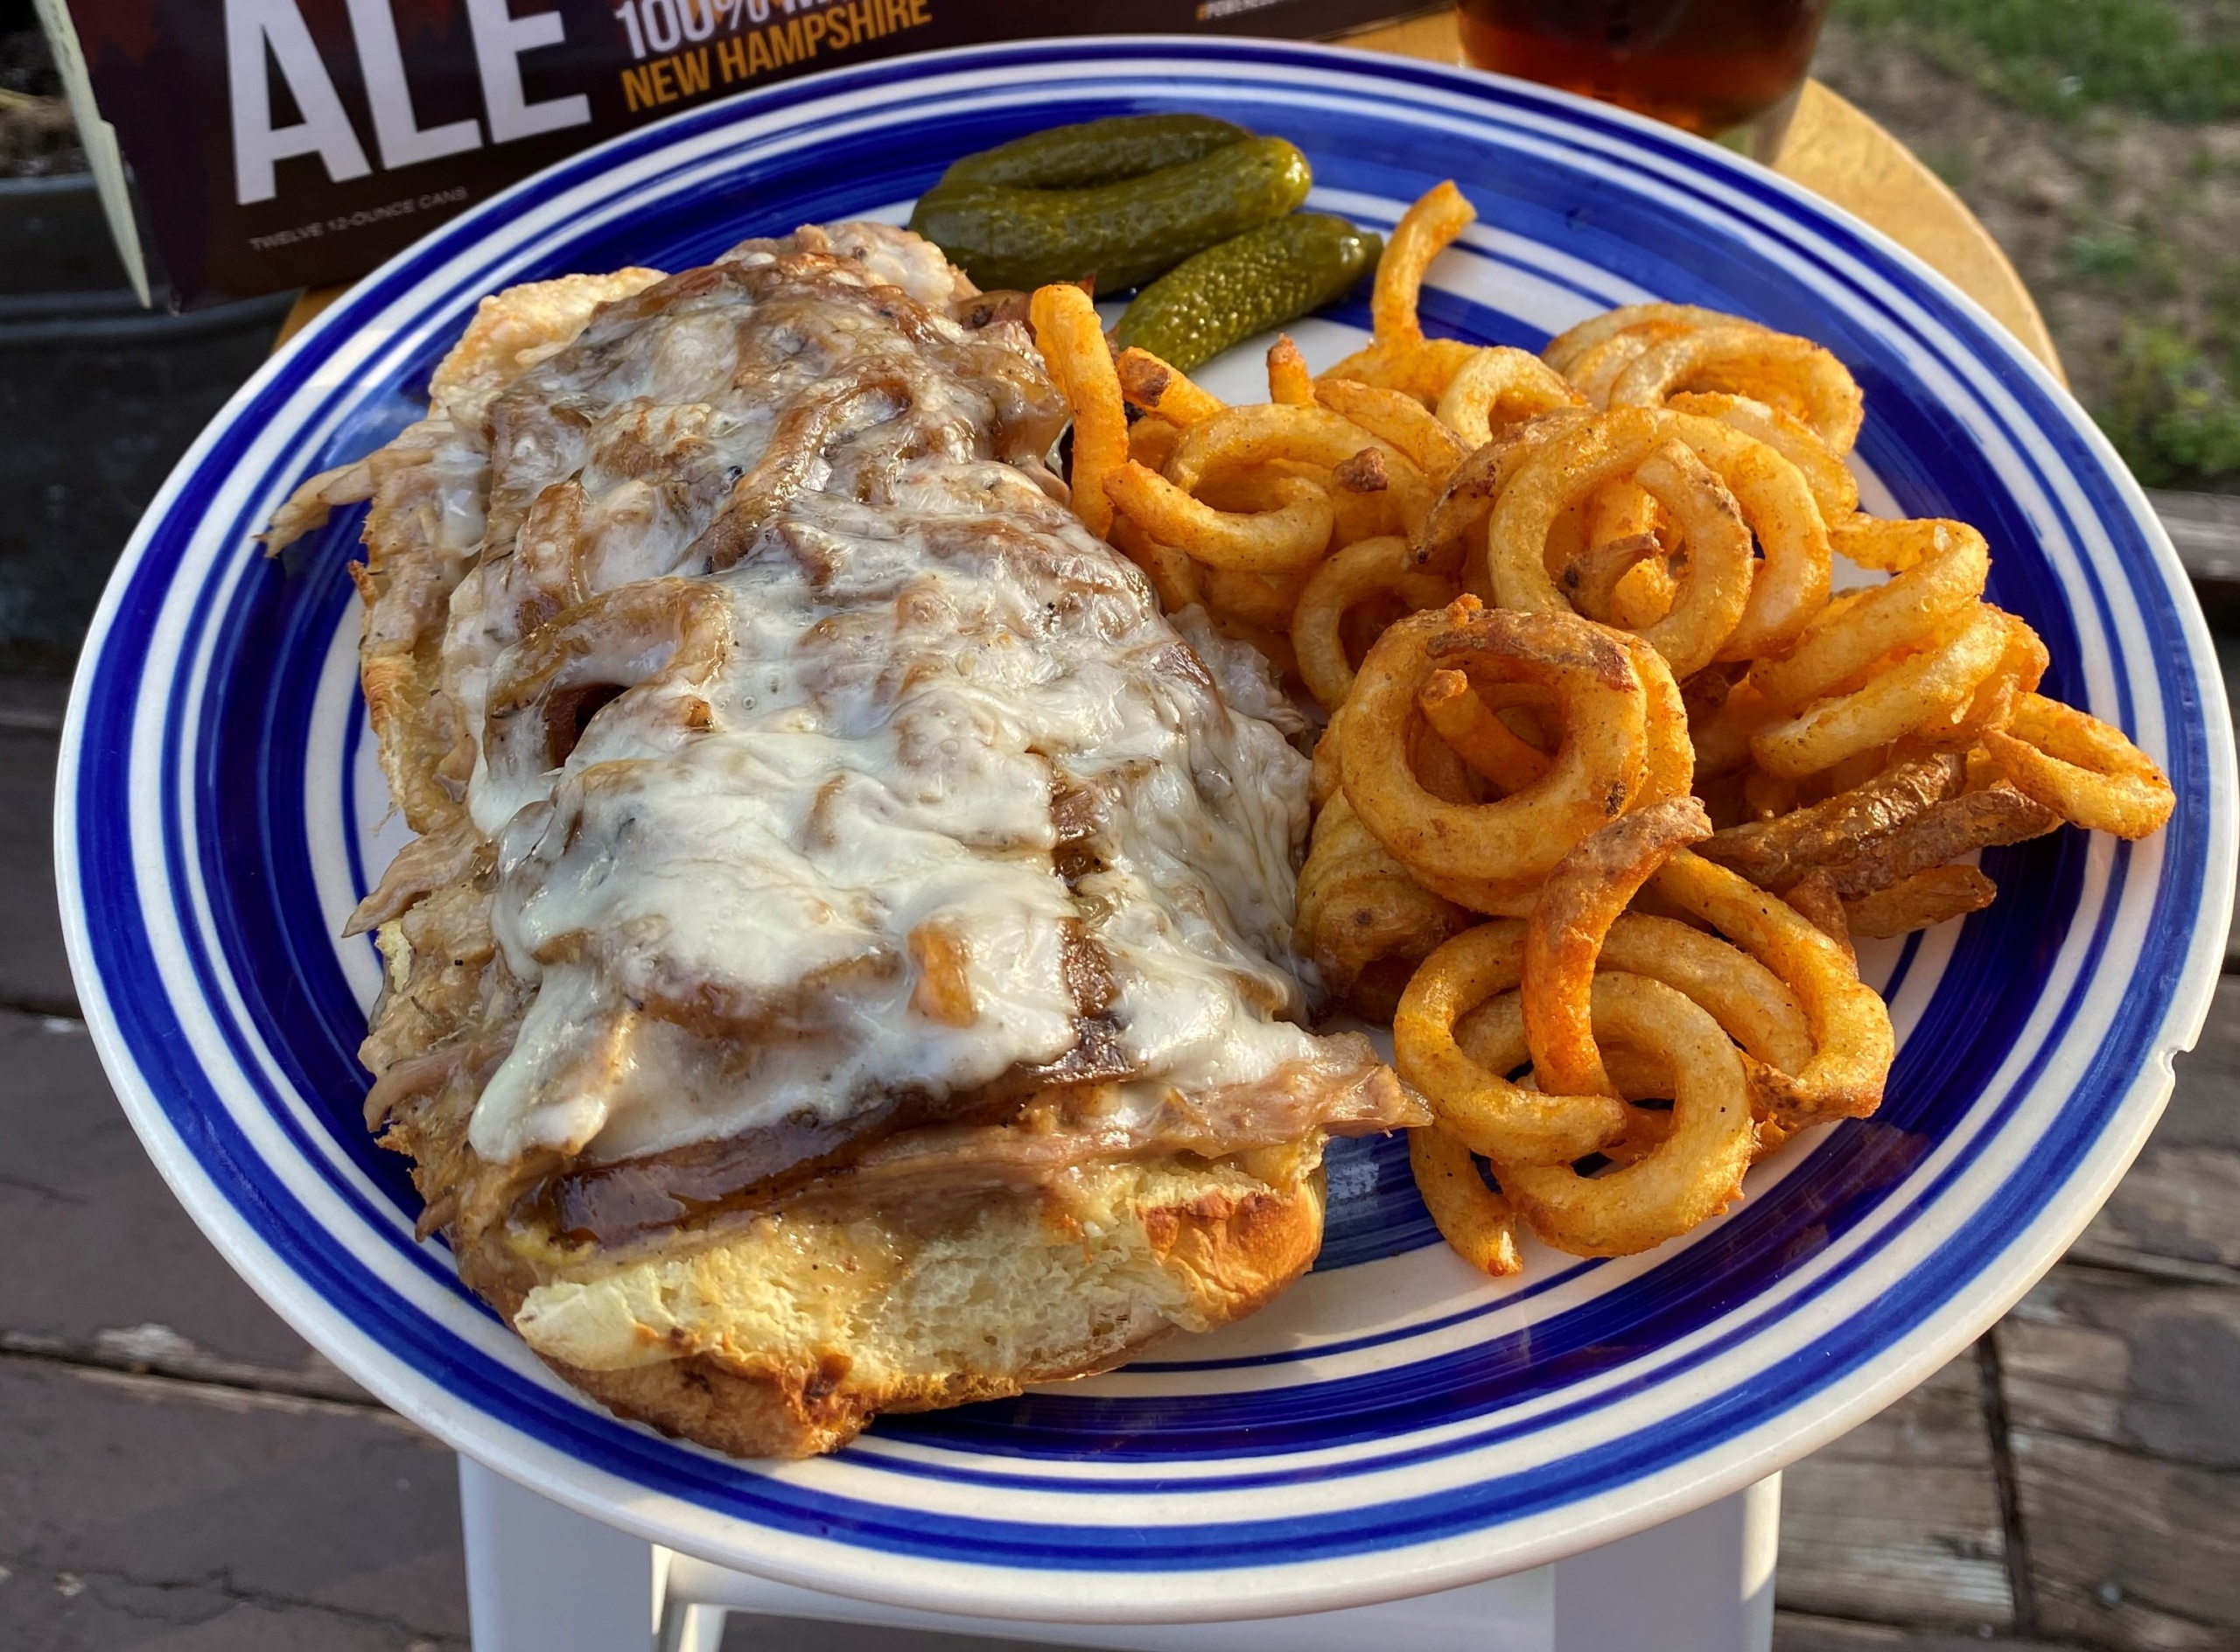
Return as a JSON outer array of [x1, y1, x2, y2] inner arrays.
[[1297, 793, 1474, 1019], [1600, 914, 1815, 1076], [1666, 391, 1858, 522], [1267, 333, 1316, 406], [1373, 178, 1474, 347], [1342, 602, 1649, 910], [1418, 668, 1554, 794], [1167, 402, 1434, 528], [1108, 514, 1202, 612], [1800, 783, 2059, 898], [1606, 322, 1865, 453], [1292, 536, 1452, 707], [1317, 374, 1471, 487], [1411, 407, 1592, 575], [1322, 336, 1483, 405], [1698, 752, 1966, 889], [1752, 520, 1989, 713], [1523, 798, 1714, 1096], [1395, 920, 1631, 1165], [1031, 284, 1127, 537], [1563, 533, 1665, 626], [1780, 871, 1857, 967], [1653, 850, 1895, 1131], [1543, 302, 1734, 377], [1983, 693, 2176, 838], [1437, 346, 1585, 446], [1617, 629, 1697, 807], [1410, 1125, 1523, 1276], [1751, 603, 2012, 779], [1115, 345, 1224, 425], [1844, 865, 1998, 937], [1487, 408, 1830, 671], [1499, 973, 1756, 1257], [1105, 461, 1333, 572]]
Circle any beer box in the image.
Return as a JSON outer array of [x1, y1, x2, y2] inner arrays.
[[38, 0, 1433, 308]]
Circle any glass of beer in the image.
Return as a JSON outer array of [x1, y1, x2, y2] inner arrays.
[[1456, 0, 1829, 144]]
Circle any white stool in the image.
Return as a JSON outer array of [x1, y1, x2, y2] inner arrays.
[[458, 1456, 1781, 1652]]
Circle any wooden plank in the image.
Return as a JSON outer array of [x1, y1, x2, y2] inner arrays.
[[0, 1356, 466, 1648], [1772, 1612, 2077, 1651], [2068, 977, 2240, 1283], [2001, 1264, 2240, 1470], [0, 686, 75, 1015], [1775, 1350, 2013, 1631], [0, 1004, 354, 1389], [1996, 1266, 2240, 1649], [2011, 1426, 2240, 1650]]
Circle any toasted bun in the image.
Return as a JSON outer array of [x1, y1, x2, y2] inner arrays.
[[457, 1148, 1326, 1458]]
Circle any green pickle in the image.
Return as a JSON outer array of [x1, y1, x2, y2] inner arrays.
[[938, 114, 1248, 189], [1114, 214, 1382, 372], [908, 135, 1312, 294]]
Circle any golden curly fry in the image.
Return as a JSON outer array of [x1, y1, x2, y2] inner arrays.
[[1750, 603, 2013, 780], [1030, 284, 1127, 538], [1754, 520, 1990, 713], [1316, 375, 1470, 490], [1341, 601, 1649, 911], [1698, 752, 1967, 890], [1665, 391, 1858, 522], [1104, 461, 1334, 573], [1292, 536, 1453, 709], [1523, 798, 1715, 1097], [1651, 850, 1894, 1133], [1409, 1124, 1523, 1277], [1606, 323, 1865, 454], [1487, 409, 1830, 672], [1114, 345, 1223, 426], [1418, 668, 1555, 794], [1600, 914, 1815, 1077], [1543, 303, 1736, 377], [1983, 693, 2175, 838], [1267, 334, 1316, 406], [1395, 920, 1631, 1166], [1498, 973, 1758, 1258], [1374, 178, 1475, 347], [1436, 346, 1585, 447], [1297, 793, 1474, 1020]]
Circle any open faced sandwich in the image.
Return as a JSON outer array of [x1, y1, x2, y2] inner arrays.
[[266, 220, 1421, 1459]]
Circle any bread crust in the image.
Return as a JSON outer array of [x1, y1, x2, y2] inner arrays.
[[459, 1154, 1328, 1458]]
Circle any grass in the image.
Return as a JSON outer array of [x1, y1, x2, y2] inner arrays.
[[2106, 326, 2240, 486], [1839, 0, 2240, 122], [1830, 0, 2240, 489]]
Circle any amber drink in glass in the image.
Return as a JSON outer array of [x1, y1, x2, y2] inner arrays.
[[1456, 0, 1829, 139]]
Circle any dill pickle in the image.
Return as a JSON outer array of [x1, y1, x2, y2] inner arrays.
[[938, 113, 1249, 189], [908, 136, 1312, 295], [1113, 214, 1382, 372]]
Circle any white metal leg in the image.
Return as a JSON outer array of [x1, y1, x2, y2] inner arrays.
[[458, 1452, 1778, 1652], [458, 1456, 664, 1652], [1550, 1474, 1781, 1652]]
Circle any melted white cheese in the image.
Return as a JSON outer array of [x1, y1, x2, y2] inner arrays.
[[439, 229, 1320, 1167]]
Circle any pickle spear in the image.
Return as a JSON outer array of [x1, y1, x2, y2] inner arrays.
[[1114, 214, 1382, 372], [909, 135, 1312, 294], [939, 113, 1248, 189]]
